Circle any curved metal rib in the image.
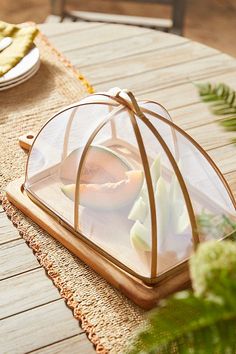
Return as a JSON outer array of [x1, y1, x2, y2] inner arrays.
[[25, 100, 118, 187], [73, 105, 125, 231], [137, 113, 199, 249], [141, 105, 236, 210], [123, 90, 199, 252], [128, 109, 158, 277], [123, 91, 157, 277]]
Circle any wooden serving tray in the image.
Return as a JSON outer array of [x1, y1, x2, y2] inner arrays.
[[6, 177, 191, 309]]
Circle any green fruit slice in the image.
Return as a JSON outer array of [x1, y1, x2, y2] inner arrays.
[[128, 196, 147, 223], [170, 174, 190, 234], [150, 153, 161, 186], [155, 176, 169, 248], [130, 220, 151, 252]]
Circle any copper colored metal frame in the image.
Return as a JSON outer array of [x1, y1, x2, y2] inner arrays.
[[127, 109, 158, 277], [23, 89, 236, 285], [74, 105, 125, 231], [72, 90, 200, 278]]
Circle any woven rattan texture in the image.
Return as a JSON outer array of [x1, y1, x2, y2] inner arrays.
[[0, 33, 144, 353]]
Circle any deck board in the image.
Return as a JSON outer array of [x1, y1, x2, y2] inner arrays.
[[30, 334, 94, 354], [42, 22, 103, 37], [0, 300, 84, 354], [208, 144, 236, 176], [94, 53, 236, 93], [138, 69, 236, 110], [46, 23, 150, 53], [225, 171, 236, 199], [66, 30, 188, 67], [187, 122, 235, 151], [0, 268, 60, 319], [0, 212, 21, 245], [81, 41, 219, 85], [0, 239, 40, 281]]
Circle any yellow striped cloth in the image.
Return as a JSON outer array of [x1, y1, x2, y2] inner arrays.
[[0, 21, 38, 77]]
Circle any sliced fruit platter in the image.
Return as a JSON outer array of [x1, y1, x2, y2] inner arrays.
[[59, 144, 191, 275]]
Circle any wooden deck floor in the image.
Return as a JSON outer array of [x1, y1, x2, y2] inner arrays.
[[0, 204, 94, 353]]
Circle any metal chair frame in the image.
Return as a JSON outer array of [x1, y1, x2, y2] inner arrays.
[[50, 0, 186, 35]]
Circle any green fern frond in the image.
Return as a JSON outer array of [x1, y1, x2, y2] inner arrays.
[[220, 116, 236, 130], [128, 241, 236, 354], [196, 82, 236, 109], [196, 210, 236, 239], [128, 293, 236, 354], [196, 83, 236, 138]]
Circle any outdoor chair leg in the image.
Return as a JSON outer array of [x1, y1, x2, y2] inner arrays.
[[50, 0, 65, 20], [172, 0, 186, 35]]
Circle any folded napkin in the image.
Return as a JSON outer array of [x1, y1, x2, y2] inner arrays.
[[0, 21, 38, 77]]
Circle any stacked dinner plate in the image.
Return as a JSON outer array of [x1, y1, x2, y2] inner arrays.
[[0, 44, 40, 91]]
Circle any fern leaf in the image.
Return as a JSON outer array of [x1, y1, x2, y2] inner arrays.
[[196, 82, 236, 115], [220, 116, 236, 131], [196, 82, 236, 141], [128, 241, 236, 354], [128, 293, 236, 354]]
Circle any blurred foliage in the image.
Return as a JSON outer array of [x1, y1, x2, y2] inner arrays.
[[197, 82, 236, 144], [128, 241, 236, 354], [196, 210, 236, 240]]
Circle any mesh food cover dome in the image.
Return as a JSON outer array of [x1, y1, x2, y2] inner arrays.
[[7, 88, 236, 308]]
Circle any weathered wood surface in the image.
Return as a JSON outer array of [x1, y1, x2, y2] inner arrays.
[[0, 212, 21, 245], [0, 268, 60, 319], [1, 22, 236, 353], [0, 239, 40, 281], [30, 333, 95, 354], [0, 300, 87, 354]]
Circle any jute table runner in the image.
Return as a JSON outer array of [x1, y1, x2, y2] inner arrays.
[[0, 32, 144, 353]]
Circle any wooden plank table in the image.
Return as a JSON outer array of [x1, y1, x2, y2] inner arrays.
[[1, 22, 236, 353]]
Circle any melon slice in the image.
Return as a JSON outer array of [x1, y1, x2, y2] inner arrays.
[[128, 154, 161, 221], [150, 153, 161, 186], [128, 196, 147, 223], [129, 154, 162, 252], [61, 170, 143, 210], [170, 174, 190, 234], [60, 145, 132, 183], [172, 200, 190, 234], [130, 220, 151, 252], [128, 156, 191, 257], [140, 184, 149, 204], [155, 176, 169, 249]]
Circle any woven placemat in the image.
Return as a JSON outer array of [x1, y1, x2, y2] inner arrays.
[[0, 31, 145, 353]]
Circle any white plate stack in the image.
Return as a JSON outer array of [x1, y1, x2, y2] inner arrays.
[[0, 45, 40, 91]]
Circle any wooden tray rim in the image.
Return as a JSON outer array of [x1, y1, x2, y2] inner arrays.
[[6, 177, 191, 309]]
